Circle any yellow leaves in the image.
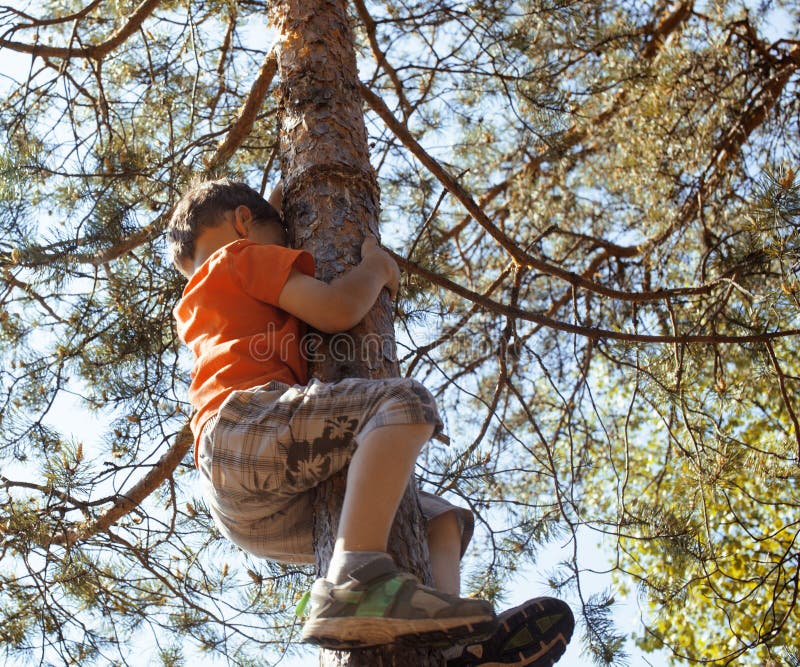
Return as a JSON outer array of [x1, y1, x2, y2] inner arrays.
[[619, 473, 800, 662]]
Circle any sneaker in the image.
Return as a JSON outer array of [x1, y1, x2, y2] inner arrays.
[[445, 597, 574, 666], [301, 555, 497, 650]]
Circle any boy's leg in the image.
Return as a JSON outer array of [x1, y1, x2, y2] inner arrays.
[[200, 377, 495, 649], [325, 422, 433, 584], [302, 423, 495, 649], [426, 510, 463, 595], [336, 422, 433, 552]]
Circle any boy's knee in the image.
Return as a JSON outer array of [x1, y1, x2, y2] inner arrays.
[[405, 379, 435, 405], [426, 510, 465, 564], [395, 379, 441, 429], [427, 509, 462, 539]]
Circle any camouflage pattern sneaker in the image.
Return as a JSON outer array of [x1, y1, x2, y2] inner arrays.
[[445, 597, 574, 666], [301, 556, 496, 650]]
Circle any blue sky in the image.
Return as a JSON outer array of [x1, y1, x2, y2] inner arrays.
[[3, 2, 797, 665]]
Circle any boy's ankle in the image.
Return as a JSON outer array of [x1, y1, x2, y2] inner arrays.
[[326, 549, 391, 585]]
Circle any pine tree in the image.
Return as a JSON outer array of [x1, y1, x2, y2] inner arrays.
[[268, 0, 442, 663]]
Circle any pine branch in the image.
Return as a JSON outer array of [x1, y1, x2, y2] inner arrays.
[[46, 422, 192, 548], [0, 0, 104, 29], [366, 83, 791, 306], [440, 0, 694, 246], [1, 47, 279, 270], [204, 47, 278, 173], [647, 44, 800, 252]]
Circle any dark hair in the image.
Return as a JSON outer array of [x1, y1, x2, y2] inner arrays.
[[167, 177, 282, 267]]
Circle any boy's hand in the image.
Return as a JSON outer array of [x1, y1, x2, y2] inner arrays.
[[361, 235, 400, 300]]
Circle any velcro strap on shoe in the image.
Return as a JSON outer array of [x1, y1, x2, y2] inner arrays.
[[346, 555, 398, 584], [341, 557, 422, 618]]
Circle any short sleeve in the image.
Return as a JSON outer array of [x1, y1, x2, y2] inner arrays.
[[232, 243, 315, 306]]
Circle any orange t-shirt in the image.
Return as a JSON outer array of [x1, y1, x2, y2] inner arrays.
[[173, 239, 315, 465]]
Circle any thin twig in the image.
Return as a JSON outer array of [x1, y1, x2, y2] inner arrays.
[[764, 340, 800, 461]]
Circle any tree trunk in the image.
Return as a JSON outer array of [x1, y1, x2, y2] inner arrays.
[[267, 1, 443, 665]]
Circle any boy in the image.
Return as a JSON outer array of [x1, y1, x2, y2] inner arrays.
[[169, 178, 574, 665]]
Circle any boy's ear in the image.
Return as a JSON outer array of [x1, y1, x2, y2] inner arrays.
[[174, 257, 193, 279], [232, 205, 253, 237]]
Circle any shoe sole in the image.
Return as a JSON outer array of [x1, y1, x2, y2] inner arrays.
[[302, 615, 496, 650], [482, 597, 574, 667]]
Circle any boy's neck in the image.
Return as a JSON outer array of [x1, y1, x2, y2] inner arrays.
[[190, 223, 287, 276], [191, 225, 240, 274]]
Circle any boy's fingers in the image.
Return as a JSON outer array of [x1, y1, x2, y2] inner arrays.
[[386, 262, 400, 300], [359, 234, 398, 298]]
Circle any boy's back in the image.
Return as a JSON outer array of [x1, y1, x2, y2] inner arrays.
[[174, 238, 314, 460]]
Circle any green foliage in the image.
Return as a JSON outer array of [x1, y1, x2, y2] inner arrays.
[[587, 337, 800, 663], [583, 590, 628, 666]]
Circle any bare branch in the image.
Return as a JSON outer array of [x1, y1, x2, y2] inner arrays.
[[764, 341, 800, 461], [352, 0, 412, 117], [0, 0, 163, 61], [2, 269, 68, 324], [392, 250, 800, 344]]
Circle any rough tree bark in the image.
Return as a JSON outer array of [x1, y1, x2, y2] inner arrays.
[[267, 0, 445, 665]]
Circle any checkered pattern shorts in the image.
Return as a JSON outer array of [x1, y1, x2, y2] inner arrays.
[[196, 377, 474, 563]]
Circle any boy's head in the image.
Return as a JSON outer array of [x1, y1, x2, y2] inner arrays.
[[168, 178, 284, 276]]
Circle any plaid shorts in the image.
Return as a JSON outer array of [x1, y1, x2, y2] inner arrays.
[[196, 377, 474, 563]]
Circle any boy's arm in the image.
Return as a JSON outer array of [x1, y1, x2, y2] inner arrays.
[[268, 180, 282, 215], [277, 236, 399, 333]]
